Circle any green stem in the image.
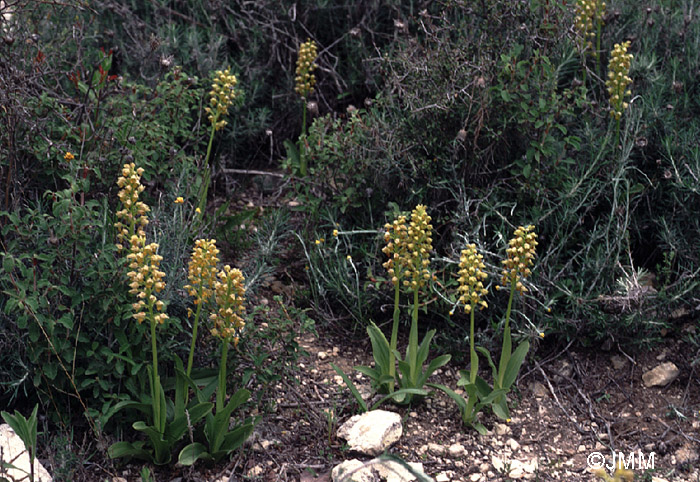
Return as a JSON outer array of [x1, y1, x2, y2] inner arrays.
[[408, 289, 419, 385], [595, 12, 602, 78], [217, 340, 229, 412], [186, 298, 203, 378], [614, 117, 621, 151], [388, 283, 400, 389], [469, 307, 477, 384], [149, 306, 162, 432], [299, 101, 308, 177], [198, 115, 218, 216], [496, 279, 517, 389]]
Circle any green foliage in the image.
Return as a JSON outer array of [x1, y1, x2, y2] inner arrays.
[[1, 404, 39, 482]]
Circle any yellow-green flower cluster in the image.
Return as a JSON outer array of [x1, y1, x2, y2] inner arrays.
[[184, 239, 220, 308], [125, 236, 168, 324], [382, 205, 434, 293], [457, 244, 489, 313], [114, 163, 150, 252], [574, 0, 606, 51], [606, 41, 633, 120], [501, 225, 538, 294], [295, 39, 318, 98], [210, 265, 246, 345], [205, 68, 238, 131]]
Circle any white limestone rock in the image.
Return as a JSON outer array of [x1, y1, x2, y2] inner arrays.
[[0, 424, 52, 482], [337, 410, 403, 456], [642, 362, 679, 387]]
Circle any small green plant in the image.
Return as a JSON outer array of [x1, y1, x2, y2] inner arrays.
[[439, 226, 538, 432], [1, 404, 39, 482], [340, 205, 451, 406], [178, 266, 257, 465], [198, 68, 239, 215], [287, 38, 319, 178]]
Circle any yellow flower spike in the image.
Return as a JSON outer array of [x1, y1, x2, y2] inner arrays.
[[383, 205, 433, 294], [125, 241, 167, 323], [183, 239, 220, 305], [501, 225, 538, 289], [64, 152, 75, 161], [295, 39, 318, 98], [207, 68, 238, 130], [457, 244, 489, 313], [210, 265, 247, 345], [606, 41, 633, 120], [574, 0, 605, 51], [114, 163, 150, 252]]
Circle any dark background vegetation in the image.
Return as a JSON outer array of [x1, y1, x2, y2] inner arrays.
[[0, 0, 698, 479]]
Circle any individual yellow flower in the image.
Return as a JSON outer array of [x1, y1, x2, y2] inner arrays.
[[114, 163, 150, 252], [174, 196, 184, 204], [295, 39, 318, 98], [382, 205, 434, 293], [125, 238, 168, 324], [574, 0, 605, 51], [183, 239, 220, 305], [332, 229, 338, 237], [209, 265, 246, 345], [64, 152, 75, 162], [501, 225, 538, 293], [457, 244, 489, 313], [539, 332, 545, 338], [204, 68, 238, 131], [195, 207, 201, 214], [606, 41, 633, 120]]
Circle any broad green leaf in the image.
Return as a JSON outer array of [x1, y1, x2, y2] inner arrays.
[[178, 443, 211, 466], [502, 341, 530, 390], [331, 363, 367, 412]]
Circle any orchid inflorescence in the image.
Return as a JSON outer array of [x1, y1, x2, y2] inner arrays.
[[457, 244, 489, 313], [114, 163, 150, 252], [574, 0, 606, 51], [205, 68, 238, 131], [382, 204, 435, 293], [606, 41, 633, 121], [500, 225, 538, 293], [209, 265, 246, 346], [125, 236, 168, 325], [295, 39, 318, 99], [184, 239, 220, 308]]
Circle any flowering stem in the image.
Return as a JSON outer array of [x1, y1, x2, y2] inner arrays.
[[595, 12, 602, 78], [408, 289, 419, 385], [388, 283, 400, 390], [299, 101, 308, 177], [149, 307, 163, 433], [198, 115, 218, 217], [469, 307, 477, 384], [497, 278, 517, 389], [614, 117, 621, 151], [186, 299, 203, 379], [217, 340, 229, 413]]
